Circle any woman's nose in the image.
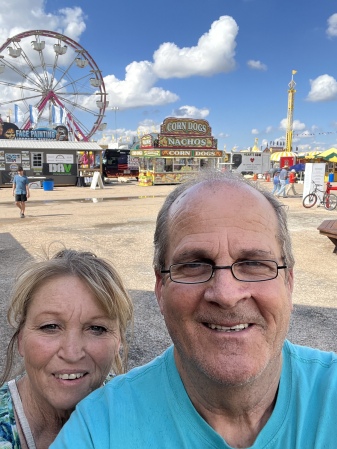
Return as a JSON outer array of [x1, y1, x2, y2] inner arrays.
[[58, 332, 86, 362]]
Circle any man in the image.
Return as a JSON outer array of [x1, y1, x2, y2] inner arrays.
[[276, 164, 289, 198], [12, 166, 30, 218], [51, 171, 337, 448]]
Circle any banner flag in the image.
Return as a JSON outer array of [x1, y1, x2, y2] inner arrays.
[[61, 107, 67, 124], [29, 105, 38, 124], [52, 105, 67, 124], [14, 104, 25, 123]]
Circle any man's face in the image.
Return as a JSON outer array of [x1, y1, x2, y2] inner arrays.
[[155, 182, 293, 386], [17, 169, 23, 175]]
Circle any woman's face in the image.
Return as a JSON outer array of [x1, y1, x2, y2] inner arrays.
[[4, 127, 16, 139], [18, 275, 120, 415]]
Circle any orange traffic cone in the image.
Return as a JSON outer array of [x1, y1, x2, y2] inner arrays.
[[253, 173, 257, 181], [266, 174, 271, 182]]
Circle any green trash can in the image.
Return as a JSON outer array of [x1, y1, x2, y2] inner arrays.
[[43, 178, 54, 191]]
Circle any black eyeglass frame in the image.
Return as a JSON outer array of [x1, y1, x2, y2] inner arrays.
[[160, 260, 288, 284]]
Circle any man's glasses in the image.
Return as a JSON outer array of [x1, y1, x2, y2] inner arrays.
[[160, 260, 287, 284]]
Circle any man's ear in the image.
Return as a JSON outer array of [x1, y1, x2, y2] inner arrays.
[[154, 271, 165, 315], [287, 268, 294, 311]]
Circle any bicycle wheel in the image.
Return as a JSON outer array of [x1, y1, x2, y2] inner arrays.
[[303, 193, 317, 208], [323, 193, 337, 211]]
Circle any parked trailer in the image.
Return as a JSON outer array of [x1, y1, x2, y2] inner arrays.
[[229, 152, 271, 175], [101, 149, 139, 181]]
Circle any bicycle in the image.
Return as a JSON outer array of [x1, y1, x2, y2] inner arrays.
[[302, 180, 337, 210]]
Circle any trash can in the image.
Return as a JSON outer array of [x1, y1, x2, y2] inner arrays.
[[43, 178, 54, 191], [329, 173, 334, 182]]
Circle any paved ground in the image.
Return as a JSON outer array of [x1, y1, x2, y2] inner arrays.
[[0, 179, 337, 376]]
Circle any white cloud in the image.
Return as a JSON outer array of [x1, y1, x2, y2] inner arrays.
[[326, 13, 337, 38], [152, 16, 238, 78], [265, 126, 273, 133], [247, 60, 267, 71], [103, 16, 238, 108], [280, 118, 306, 131], [103, 61, 179, 108], [307, 74, 337, 101], [0, 6, 239, 122], [171, 105, 209, 119], [0, 1, 86, 44], [251, 128, 259, 134]]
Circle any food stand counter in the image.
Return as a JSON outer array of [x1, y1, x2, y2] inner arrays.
[[131, 150, 222, 185]]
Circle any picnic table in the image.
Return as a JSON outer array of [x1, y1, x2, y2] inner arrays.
[[317, 219, 337, 254]]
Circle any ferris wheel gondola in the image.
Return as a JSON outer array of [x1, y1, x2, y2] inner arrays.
[[0, 29, 108, 141]]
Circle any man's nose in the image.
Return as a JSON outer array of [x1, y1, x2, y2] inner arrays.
[[203, 268, 250, 308]]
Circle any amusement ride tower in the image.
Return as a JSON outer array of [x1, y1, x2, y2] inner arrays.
[[284, 70, 297, 152]]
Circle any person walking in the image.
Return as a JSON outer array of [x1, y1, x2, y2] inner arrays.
[[277, 165, 289, 198], [271, 169, 281, 195], [286, 169, 298, 196], [12, 166, 30, 218]]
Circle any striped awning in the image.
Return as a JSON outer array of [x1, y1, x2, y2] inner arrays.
[[316, 148, 337, 163], [270, 151, 297, 162], [305, 151, 322, 159]]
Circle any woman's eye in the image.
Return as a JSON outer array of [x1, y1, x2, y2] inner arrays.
[[89, 325, 108, 335], [39, 324, 59, 332]]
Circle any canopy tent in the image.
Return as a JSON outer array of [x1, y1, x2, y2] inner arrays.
[[305, 151, 322, 160], [270, 151, 297, 162], [316, 148, 337, 163], [289, 163, 305, 172]]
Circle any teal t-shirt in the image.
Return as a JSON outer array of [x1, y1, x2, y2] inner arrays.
[[13, 175, 28, 195], [51, 341, 337, 448]]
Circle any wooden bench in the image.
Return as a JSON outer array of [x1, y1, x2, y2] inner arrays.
[[317, 219, 337, 254]]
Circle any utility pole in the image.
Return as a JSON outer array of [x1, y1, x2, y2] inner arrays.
[[111, 106, 119, 142]]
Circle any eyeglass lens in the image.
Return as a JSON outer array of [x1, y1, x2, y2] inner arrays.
[[169, 261, 279, 283]]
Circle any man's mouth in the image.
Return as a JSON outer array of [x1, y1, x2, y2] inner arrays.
[[207, 323, 250, 332], [54, 373, 87, 380]]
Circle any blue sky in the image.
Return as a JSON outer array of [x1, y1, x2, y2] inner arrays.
[[1, 0, 337, 152]]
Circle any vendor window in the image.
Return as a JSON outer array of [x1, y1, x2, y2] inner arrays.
[[31, 152, 43, 169]]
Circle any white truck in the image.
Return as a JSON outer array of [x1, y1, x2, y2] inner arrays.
[[229, 152, 271, 175]]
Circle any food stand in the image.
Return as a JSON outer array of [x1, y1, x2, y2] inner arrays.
[[0, 123, 103, 187], [77, 150, 103, 185], [130, 117, 222, 185]]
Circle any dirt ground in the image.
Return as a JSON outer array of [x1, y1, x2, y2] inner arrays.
[[0, 178, 336, 374]]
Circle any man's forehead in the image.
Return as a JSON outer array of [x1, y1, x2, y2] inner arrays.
[[170, 181, 261, 212]]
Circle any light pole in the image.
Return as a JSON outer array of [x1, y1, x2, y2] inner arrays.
[[111, 107, 119, 142]]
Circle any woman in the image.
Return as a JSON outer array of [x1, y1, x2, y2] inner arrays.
[[271, 169, 281, 195], [0, 249, 133, 449]]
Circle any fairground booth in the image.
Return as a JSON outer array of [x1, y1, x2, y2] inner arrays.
[[0, 122, 103, 187], [130, 117, 223, 185]]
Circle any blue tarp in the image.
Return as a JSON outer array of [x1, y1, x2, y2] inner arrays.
[[289, 163, 305, 172]]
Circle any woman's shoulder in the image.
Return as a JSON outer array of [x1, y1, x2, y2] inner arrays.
[[0, 382, 20, 447], [0, 381, 11, 406]]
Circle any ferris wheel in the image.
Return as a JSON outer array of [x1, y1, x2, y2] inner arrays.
[[0, 29, 108, 141]]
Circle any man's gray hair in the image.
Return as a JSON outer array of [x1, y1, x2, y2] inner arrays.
[[153, 170, 294, 272]]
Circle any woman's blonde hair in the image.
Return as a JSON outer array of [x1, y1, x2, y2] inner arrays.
[[1, 249, 133, 385]]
